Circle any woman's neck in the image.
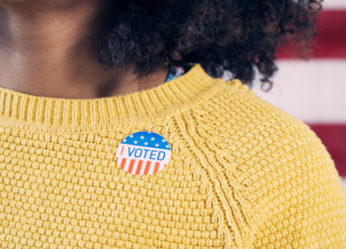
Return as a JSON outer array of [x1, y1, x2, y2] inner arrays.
[[0, 0, 168, 99]]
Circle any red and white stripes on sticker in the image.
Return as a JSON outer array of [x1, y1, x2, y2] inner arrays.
[[116, 156, 167, 175]]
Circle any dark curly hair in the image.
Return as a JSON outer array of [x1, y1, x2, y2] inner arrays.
[[97, 0, 322, 91]]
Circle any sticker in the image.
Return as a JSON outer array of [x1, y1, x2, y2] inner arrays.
[[116, 131, 171, 175]]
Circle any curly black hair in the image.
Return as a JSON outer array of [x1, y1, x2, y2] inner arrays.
[[97, 0, 322, 91]]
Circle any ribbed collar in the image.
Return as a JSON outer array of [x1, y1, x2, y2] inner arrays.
[[0, 63, 226, 132]]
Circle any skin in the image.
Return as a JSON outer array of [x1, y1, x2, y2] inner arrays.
[[0, 0, 169, 99]]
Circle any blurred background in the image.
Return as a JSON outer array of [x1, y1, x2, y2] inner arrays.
[[251, 0, 346, 191]]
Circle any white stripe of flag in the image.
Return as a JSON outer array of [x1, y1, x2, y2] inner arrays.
[[322, 0, 346, 9]]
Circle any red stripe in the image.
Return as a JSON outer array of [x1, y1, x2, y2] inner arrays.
[[307, 124, 346, 177], [144, 161, 151, 175], [120, 158, 127, 169], [276, 10, 346, 59], [153, 162, 160, 174], [135, 160, 144, 175], [128, 159, 135, 173]]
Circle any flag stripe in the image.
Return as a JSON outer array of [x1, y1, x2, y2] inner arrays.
[[277, 11, 346, 59], [313, 11, 346, 58], [252, 60, 346, 123], [322, 0, 346, 9]]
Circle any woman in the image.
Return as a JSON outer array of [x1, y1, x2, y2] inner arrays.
[[0, 0, 345, 248]]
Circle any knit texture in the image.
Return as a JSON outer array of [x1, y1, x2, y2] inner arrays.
[[0, 63, 346, 248]]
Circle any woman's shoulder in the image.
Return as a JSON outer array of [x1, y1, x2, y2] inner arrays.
[[187, 78, 346, 247], [191, 77, 322, 151], [191, 77, 341, 189]]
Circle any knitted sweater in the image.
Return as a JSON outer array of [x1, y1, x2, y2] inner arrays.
[[0, 63, 346, 249]]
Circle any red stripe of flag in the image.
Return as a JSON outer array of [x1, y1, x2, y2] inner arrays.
[[276, 10, 346, 59]]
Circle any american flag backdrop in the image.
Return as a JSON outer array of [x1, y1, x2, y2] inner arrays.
[[116, 131, 171, 176], [251, 0, 346, 191]]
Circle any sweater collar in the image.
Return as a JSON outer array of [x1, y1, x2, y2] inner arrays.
[[0, 63, 224, 131]]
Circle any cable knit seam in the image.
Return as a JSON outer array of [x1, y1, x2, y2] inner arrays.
[[174, 111, 257, 249]]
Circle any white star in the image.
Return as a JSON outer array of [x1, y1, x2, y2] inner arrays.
[[140, 136, 145, 139], [151, 137, 155, 141], [147, 132, 151, 134], [130, 135, 133, 138], [166, 145, 169, 148], [155, 143, 159, 147], [144, 142, 148, 145], [123, 139, 127, 142], [134, 141, 138, 144], [162, 139, 166, 142]]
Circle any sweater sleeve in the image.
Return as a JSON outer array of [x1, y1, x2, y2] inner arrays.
[[252, 119, 346, 248]]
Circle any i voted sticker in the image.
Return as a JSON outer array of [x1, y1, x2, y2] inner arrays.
[[116, 131, 171, 175]]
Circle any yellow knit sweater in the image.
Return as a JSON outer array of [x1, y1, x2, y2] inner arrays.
[[0, 63, 346, 249]]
